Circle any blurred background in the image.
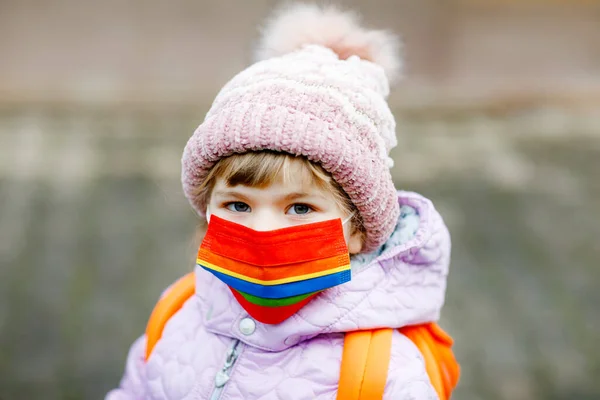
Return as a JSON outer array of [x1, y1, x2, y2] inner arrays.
[[1, 0, 599, 399]]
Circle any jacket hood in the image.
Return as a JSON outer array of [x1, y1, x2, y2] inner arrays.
[[195, 191, 451, 352]]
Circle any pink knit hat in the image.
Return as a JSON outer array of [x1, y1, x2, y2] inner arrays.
[[182, 3, 402, 253]]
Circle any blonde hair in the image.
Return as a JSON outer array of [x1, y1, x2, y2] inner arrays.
[[194, 151, 365, 240]]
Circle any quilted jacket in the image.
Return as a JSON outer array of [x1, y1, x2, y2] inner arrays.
[[106, 191, 451, 400]]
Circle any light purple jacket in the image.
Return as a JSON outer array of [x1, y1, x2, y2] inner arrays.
[[107, 192, 451, 400]]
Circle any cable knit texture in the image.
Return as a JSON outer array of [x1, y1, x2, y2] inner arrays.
[[106, 191, 449, 400], [181, 4, 402, 252]]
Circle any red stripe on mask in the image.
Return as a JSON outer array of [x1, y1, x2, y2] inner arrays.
[[230, 288, 318, 325]]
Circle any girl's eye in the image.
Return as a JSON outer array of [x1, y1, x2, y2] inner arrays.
[[226, 202, 251, 213], [287, 204, 312, 215]]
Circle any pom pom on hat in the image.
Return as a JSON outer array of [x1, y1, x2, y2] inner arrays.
[[254, 2, 402, 84]]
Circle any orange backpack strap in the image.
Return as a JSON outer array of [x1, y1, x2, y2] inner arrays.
[[145, 272, 196, 361], [337, 324, 460, 400], [399, 323, 460, 400], [337, 329, 393, 400]]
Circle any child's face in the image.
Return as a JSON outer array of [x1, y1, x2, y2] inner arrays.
[[207, 168, 363, 254]]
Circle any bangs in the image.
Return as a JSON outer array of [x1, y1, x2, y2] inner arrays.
[[213, 151, 331, 190]]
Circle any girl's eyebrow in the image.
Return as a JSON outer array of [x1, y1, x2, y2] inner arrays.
[[212, 190, 251, 202], [283, 192, 326, 201]]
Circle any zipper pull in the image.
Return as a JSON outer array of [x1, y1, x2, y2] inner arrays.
[[214, 345, 238, 388], [214, 371, 230, 388]]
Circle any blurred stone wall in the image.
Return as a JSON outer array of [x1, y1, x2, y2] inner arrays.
[[1, 106, 599, 400]]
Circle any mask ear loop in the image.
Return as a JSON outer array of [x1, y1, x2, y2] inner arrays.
[[342, 212, 355, 226], [206, 206, 211, 223]]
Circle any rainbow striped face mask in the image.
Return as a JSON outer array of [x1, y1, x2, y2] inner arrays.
[[197, 214, 353, 324]]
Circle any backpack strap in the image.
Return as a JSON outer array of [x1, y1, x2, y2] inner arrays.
[[400, 323, 460, 399], [338, 324, 460, 400], [337, 329, 393, 400], [145, 272, 196, 361]]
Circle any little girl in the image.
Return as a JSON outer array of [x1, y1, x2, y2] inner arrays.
[[107, 3, 459, 399]]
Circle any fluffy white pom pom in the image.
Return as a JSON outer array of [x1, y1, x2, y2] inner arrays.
[[254, 2, 402, 84]]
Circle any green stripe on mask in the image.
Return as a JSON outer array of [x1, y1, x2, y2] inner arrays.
[[236, 289, 319, 307]]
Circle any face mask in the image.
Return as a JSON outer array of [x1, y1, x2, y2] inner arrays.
[[197, 212, 353, 324]]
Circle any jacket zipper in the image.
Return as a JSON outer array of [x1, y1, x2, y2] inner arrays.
[[209, 339, 241, 400]]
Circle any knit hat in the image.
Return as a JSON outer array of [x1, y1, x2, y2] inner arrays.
[[182, 3, 402, 253]]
